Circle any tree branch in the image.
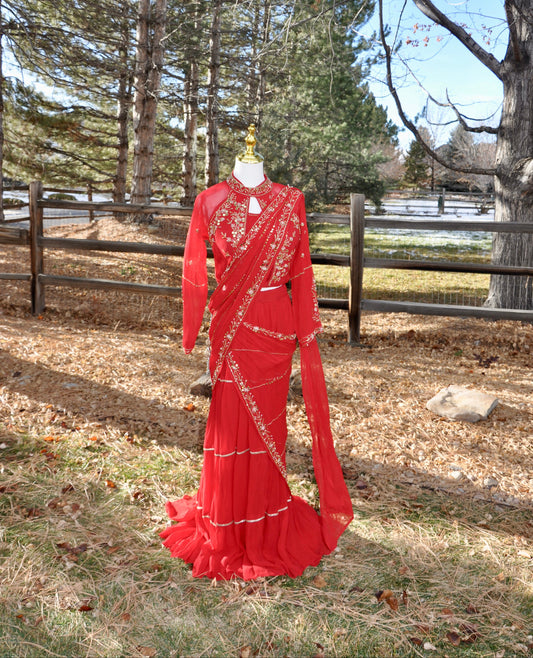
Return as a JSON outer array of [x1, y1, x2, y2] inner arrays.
[[378, 0, 496, 176], [396, 49, 501, 135], [445, 91, 499, 134], [413, 0, 503, 80]]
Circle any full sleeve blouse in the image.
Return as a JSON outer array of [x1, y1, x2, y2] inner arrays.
[[181, 182, 322, 352]]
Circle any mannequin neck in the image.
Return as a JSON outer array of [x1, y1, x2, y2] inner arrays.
[[233, 158, 265, 189]]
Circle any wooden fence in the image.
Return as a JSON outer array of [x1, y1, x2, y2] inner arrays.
[[1, 183, 533, 342], [323, 200, 533, 339]]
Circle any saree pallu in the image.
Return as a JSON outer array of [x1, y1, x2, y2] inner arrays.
[[161, 177, 353, 580]]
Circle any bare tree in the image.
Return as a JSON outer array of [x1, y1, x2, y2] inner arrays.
[[130, 0, 168, 212], [245, 0, 271, 130], [378, 0, 533, 309]]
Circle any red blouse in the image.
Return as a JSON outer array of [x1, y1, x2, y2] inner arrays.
[[182, 174, 322, 353]]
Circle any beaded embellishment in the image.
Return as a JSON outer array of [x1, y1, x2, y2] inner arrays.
[[227, 174, 273, 197], [227, 354, 287, 480]]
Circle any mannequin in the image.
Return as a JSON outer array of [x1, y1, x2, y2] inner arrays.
[[232, 124, 264, 214], [160, 123, 353, 581]]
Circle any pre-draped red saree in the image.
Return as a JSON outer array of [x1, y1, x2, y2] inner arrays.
[[160, 175, 353, 580]]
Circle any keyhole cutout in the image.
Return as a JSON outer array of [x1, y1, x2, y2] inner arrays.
[[249, 197, 261, 214]]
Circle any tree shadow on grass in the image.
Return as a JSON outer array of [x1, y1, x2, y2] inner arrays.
[[0, 351, 206, 453]]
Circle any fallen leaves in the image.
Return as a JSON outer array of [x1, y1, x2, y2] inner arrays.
[[375, 589, 399, 611], [446, 630, 461, 646], [444, 623, 479, 646], [137, 647, 156, 658], [408, 609, 482, 651], [312, 574, 327, 589], [311, 642, 325, 658]]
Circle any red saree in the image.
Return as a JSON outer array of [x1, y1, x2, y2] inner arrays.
[[160, 174, 353, 580]]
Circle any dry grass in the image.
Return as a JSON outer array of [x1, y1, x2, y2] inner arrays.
[[1, 217, 532, 657]]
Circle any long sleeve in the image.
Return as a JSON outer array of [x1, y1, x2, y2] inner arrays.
[[182, 193, 209, 353], [289, 193, 322, 346]]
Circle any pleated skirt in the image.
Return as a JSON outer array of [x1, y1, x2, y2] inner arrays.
[[160, 286, 331, 580]]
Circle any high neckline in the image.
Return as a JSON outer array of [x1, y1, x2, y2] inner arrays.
[[227, 173, 273, 196]]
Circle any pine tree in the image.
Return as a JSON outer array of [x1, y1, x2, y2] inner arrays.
[[130, 0, 168, 212], [402, 138, 429, 188]]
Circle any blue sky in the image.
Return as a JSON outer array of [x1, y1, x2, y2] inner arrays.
[[358, 0, 507, 149]]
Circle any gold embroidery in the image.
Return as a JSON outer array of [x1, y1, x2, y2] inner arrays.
[[243, 322, 296, 342], [183, 275, 208, 288], [227, 174, 273, 196], [300, 326, 323, 346], [249, 365, 292, 390], [227, 354, 287, 479], [211, 187, 298, 384], [208, 190, 248, 250]]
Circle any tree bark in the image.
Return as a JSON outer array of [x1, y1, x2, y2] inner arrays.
[[485, 0, 533, 309], [181, 3, 200, 206], [0, 1, 4, 223], [130, 0, 167, 217], [204, 0, 222, 188], [113, 6, 133, 205], [253, 0, 271, 130]]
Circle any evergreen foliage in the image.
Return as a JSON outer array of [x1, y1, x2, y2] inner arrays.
[[2, 0, 399, 207], [402, 137, 429, 188]]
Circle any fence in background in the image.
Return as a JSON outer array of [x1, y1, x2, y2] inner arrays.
[[1, 183, 533, 342]]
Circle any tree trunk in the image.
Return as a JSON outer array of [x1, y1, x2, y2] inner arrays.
[[130, 0, 167, 218], [245, 3, 261, 122], [181, 59, 199, 205], [181, 3, 200, 206], [204, 0, 221, 188], [244, 1, 270, 130], [113, 8, 132, 206], [485, 1, 533, 310], [0, 1, 4, 223], [254, 0, 271, 130]]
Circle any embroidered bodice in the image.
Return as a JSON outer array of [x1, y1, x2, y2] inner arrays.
[[182, 175, 322, 353]]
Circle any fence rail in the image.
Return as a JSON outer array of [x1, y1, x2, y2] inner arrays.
[[1, 183, 533, 339]]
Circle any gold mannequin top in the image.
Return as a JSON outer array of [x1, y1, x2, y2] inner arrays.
[[236, 124, 264, 164]]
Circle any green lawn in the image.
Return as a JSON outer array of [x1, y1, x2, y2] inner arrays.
[[309, 223, 491, 305]]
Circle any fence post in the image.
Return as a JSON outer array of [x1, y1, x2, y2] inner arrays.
[[87, 183, 94, 223], [348, 193, 365, 344], [30, 181, 45, 315], [438, 186, 446, 214]]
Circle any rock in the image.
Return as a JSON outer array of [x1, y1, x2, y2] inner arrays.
[[189, 373, 212, 398], [288, 369, 302, 398], [190, 368, 303, 400], [448, 469, 463, 481], [483, 477, 499, 489], [426, 386, 499, 422]]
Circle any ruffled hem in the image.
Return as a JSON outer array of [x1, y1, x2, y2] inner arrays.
[[160, 494, 331, 581]]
